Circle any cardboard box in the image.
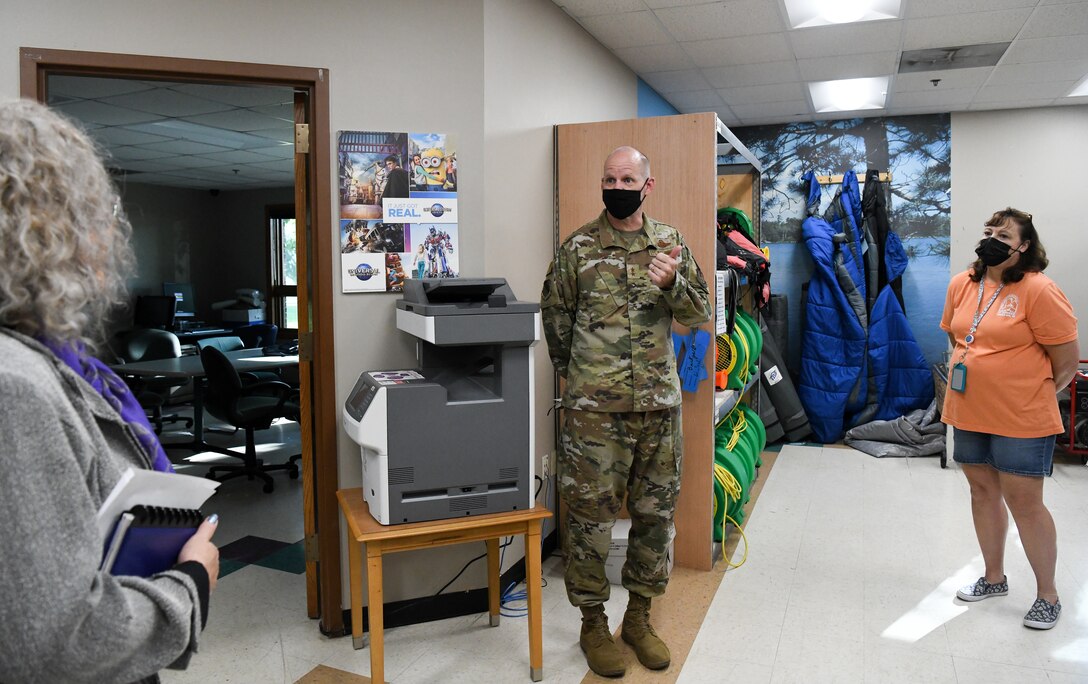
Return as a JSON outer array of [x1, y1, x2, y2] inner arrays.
[[221, 307, 264, 324], [604, 518, 674, 585]]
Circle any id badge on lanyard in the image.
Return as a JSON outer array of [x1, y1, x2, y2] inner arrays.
[[950, 362, 967, 392]]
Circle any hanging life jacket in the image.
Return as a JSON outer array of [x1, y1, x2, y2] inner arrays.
[[715, 207, 771, 311]]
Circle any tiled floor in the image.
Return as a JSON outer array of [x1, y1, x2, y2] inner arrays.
[[160, 439, 1088, 684]]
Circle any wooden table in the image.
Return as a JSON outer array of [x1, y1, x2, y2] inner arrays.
[[336, 488, 552, 683], [110, 349, 298, 454]]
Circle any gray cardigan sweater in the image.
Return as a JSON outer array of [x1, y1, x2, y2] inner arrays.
[[0, 329, 204, 683]]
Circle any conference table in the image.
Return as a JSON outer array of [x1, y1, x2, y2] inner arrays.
[[110, 348, 299, 455]]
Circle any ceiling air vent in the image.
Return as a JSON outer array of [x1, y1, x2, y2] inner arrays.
[[898, 42, 1010, 74]]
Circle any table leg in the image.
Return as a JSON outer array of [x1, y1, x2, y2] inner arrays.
[[525, 521, 543, 682], [349, 538, 364, 649], [367, 547, 385, 684], [486, 538, 501, 627]]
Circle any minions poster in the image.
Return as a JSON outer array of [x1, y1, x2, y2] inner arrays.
[[339, 130, 459, 293]]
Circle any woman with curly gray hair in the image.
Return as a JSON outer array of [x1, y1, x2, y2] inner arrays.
[[0, 99, 219, 683]]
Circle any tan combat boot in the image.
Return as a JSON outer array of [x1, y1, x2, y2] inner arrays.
[[621, 593, 670, 670], [579, 605, 626, 677]]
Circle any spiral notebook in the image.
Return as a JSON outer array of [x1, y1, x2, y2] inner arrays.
[[100, 505, 205, 577], [97, 469, 219, 577]]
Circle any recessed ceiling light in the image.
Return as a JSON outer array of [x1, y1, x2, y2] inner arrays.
[[1069, 75, 1088, 97], [808, 76, 890, 112], [784, 0, 901, 29]]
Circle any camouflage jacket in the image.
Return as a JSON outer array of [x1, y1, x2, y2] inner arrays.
[[541, 211, 711, 412]]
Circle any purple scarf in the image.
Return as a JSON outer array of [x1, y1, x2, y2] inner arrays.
[[41, 339, 174, 473]]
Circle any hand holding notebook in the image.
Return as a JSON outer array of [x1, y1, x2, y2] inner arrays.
[[97, 469, 220, 576]]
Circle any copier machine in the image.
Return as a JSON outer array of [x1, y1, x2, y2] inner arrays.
[[343, 278, 540, 524]]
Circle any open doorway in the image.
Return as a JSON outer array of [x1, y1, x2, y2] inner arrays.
[[21, 47, 343, 635]]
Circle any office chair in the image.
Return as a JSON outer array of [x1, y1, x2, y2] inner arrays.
[[111, 328, 193, 434], [234, 323, 278, 349], [196, 335, 245, 353], [199, 346, 300, 493], [197, 335, 280, 383]]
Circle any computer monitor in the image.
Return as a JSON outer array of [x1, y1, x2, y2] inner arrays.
[[162, 282, 195, 318], [133, 295, 177, 330]]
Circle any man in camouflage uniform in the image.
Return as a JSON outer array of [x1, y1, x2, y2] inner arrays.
[[541, 146, 710, 677]]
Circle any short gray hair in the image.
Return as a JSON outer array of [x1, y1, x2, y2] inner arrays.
[[0, 99, 134, 346]]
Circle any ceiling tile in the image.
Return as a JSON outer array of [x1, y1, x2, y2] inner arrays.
[[555, 0, 645, 18], [161, 155, 229, 169], [140, 140, 234, 155], [249, 128, 295, 144], [614, 42, 695, 72], [109, 146, 177, 162], [248, 103, 297, 122], [48, 76, 155, 99], [645, 0, 721, 7], [789, 21, 903, 59], [988, 59, 1088, 85], [719, 81, 805, 105], [889, 87, 977, 107], [703, 60, 800, 88], [122, 172, 196, 186], [640, 68, 713, 93], [249, 144, 296, 160], [902, 9, 1033, 50], [171, 83, 295, 108], [894, 66, 993, 90], [681, 32, 793, 67], [797, 51, 899, 81], [1002, 35, 1088, 64], [737, 112, 813, 126], [112, 159, 176, 173], [101, 88, 234, 117], [655, 1, 785, 41], [729, 99, 810, 119], [195, 149, 284, 165], [246, 159, 294, 173], [974, 81, 1074, 101], [182, 109, 286, 132], [1019, 2, 1088, 39], [905, 0, 1037, 19], [968, 98, 1056, 110], [577, 11, 673, 49], [54, 100, 164, 126], [667, 89, 726, 108], [90, 126, 173, 146]]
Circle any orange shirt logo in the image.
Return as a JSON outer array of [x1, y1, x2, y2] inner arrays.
[[997, 294, 1019, 318]]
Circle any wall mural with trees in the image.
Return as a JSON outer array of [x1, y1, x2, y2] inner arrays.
[[725, 114, 950, 373]]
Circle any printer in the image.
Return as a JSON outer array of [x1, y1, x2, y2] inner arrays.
[[343, 278, 540, 524]]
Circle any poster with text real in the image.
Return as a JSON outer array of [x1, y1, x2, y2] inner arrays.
[[338, 130, 459, 293]]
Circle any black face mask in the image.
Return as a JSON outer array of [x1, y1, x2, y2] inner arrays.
[[975, 237, 1018, 267], [602, 180, 648, 220]]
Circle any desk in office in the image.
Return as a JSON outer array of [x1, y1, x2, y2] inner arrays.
[[174, 327, 230, 344], [110, 349, 299, 454], [336, 488, 551, 683]]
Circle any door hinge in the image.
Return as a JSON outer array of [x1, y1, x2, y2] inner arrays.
[[295, 123, 310, 153], [304, 533, 319, 562], [298, 331, 314, 362]]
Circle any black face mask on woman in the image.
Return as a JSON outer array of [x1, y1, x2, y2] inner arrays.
[[602, 180, 648, 220], [975, 237, 1019, 267]]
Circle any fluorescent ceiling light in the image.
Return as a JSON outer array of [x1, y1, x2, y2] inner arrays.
[[784, 0, 901, 28], [1069, 75, 1088, 97], [809, 76, 890, 113]]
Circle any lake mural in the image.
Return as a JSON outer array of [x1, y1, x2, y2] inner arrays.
[[723, 114, 951, 373]]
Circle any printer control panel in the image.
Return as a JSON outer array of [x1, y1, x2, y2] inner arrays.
[[345, 369, 428, 421]]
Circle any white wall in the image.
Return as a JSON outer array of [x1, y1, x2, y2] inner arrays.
[[1, 0, 638, 606], [483, 0, 636, 548], [951, 105, 1088, 352]]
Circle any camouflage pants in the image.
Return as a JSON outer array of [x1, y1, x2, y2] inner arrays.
[[559, 407, 683, 607]]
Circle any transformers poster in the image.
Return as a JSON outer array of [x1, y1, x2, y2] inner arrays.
[[338, 129, 459, 293]]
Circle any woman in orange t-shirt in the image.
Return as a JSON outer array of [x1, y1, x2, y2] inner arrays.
[[940, 208, 1078, 630]]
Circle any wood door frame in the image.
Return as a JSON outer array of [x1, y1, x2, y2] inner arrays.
[[21, 47, 344, 635]]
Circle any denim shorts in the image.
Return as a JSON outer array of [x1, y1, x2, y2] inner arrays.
[[952, 428, 1055, 477]]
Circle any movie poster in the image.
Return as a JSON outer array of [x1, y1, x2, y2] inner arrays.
[[338, 130, 459, 293]]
